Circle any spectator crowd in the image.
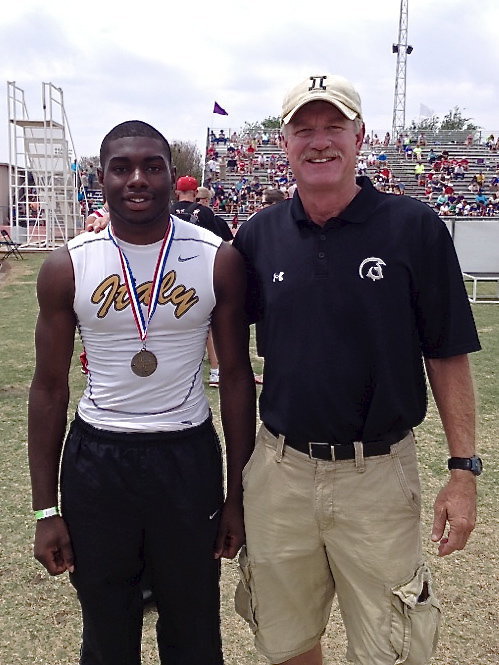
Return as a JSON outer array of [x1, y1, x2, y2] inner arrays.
[[77, 126, 499, 224]]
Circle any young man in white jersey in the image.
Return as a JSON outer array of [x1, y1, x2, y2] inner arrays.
[[28, 120, 256, 665]]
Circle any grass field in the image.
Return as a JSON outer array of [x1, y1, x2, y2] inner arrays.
[[0, 253, 497, 664]]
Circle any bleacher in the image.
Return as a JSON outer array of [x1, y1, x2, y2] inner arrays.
[[206, 127, 499, 228], [205, 135, 288, 226], [361, 139, 498, 205]]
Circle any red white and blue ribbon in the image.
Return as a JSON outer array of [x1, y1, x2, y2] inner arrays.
[[107, 219, 175, 346]]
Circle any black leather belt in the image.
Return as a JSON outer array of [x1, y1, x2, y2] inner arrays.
[[264, 424, 410, 461]]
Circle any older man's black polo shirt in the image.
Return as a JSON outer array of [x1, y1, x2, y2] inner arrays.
[[233, 177, 480, 444]]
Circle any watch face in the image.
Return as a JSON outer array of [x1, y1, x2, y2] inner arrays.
[[470, 456, 483, 476]]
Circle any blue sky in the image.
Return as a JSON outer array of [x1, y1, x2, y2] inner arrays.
[[1, 0, 498, 161]]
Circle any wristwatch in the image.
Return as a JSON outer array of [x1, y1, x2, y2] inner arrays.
[[447, 455, 483, 476]]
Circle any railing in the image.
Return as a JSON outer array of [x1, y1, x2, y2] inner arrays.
[[365, 129, 499, 146], [208, 126, 499, 148]]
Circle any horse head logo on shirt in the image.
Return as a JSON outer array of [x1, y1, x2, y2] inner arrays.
[[359, 257, 386, 281]]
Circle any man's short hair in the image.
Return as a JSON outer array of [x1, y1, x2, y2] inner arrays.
[[262, 189, 286, 205], [196, 186, 211, 200], [100, 120, 171, 168]]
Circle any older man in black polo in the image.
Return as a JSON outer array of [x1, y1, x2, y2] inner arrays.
[[233, 73, 481, 665]]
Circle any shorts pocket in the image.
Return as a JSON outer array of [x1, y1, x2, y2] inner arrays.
[[234, 545, 258, 633], [390, 563, 441, 664], [242, 444, 260, 484], [390, 443, 421, 516]]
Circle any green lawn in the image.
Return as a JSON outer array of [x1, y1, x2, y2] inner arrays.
[[0, 253, 497, 664]]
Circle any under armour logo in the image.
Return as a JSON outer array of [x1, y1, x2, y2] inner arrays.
[[309, 75, 327, 91], [359, 257, 386, 281], [273, 272, 284, 282]]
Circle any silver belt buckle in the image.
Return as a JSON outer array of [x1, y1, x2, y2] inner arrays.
[[308, 441, 335, 461]]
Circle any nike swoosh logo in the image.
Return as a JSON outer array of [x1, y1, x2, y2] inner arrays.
[[209, 509, 220, 520], [178, 255, 199, 262]]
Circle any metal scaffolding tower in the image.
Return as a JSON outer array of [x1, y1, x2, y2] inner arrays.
[[7, 81, 80, 248], [391, 0, 413, 139]]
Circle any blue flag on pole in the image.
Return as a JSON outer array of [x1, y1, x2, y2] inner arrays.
[[213, 102, 228, 116]]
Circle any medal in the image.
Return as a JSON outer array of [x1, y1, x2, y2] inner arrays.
[[108, 220, 175, 378], [131, 349, 158, 377]]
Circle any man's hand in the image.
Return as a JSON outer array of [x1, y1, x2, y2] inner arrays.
[[34, 517, 75, 575], [85, 213, 110, 233], [214, 498, 245, 560], [431, 472, 477, 556]]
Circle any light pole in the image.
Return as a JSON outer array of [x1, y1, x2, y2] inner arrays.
[[392, 0, 413, 140]]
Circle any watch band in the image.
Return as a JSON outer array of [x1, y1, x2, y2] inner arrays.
[[447, 456, 482, 475]]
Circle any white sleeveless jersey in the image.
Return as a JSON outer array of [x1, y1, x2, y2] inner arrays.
[[68, 216, 222, 432]]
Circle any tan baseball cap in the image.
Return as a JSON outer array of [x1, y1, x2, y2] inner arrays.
[[281, 73, 363, 125]]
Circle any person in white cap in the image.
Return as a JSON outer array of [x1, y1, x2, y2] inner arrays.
[[233, 74, 481, 665]]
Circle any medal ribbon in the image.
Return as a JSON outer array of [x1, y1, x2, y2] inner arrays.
[[108, 219, 175, 346]]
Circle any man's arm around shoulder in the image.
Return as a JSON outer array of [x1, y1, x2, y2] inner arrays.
[[211, 242, 256, 559], [28, 247, 77, 575], [425, 354, 478, 557]]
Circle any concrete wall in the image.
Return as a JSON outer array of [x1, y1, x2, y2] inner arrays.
[[452, 220, 499, 273]]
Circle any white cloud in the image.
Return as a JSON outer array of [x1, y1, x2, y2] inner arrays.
[[0, 0, 498, 162]]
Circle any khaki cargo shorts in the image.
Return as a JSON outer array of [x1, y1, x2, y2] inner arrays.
[[235, 424, 441, 664]]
